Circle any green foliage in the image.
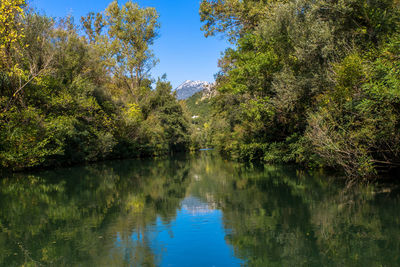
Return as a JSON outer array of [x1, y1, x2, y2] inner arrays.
[[0, 0, 26, 68], [184, 91, 214, 150], [307, 37, 400, 177], [200, 0, 269, 42], [218, 34, 280, 95], [0, 4, 189, 171], [139, 78, 190, 153], [202, 0, 400, 178], [185, 91, 212, 123], [82, 0, 160, 101], [0, 106, 63, 169]]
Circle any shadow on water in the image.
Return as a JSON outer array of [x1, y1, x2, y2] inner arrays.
[[0, 152, 400, 266]]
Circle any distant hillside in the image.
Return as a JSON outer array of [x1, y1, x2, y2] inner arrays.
[[185, 91, 212, 124], [174, 80, 211, 100], [181, 82, 217, 149]]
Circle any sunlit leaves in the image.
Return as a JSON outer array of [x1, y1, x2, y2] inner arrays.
[[0, 0, 25, 66], [203, 0, 400, 177]]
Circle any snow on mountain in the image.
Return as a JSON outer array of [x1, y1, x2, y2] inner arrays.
[[174, 80, 211, 100]]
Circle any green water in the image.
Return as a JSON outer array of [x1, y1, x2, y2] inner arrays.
[[0, 152, 399, 267]]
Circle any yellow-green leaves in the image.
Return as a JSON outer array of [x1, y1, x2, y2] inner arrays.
[[0, 0, 25, 66], [123, 103, 142, 125], [200, 0, 269, 42], [86, 1, 160, 100]]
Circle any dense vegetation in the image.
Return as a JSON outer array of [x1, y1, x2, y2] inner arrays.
[[199, 0, 400, 178], [184, 91, 213, 150], [1, 0, 399, 179], [0, 1, 190, 170]]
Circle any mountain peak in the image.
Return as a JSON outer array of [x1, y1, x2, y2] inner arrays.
[[174, 80, 211, 100]]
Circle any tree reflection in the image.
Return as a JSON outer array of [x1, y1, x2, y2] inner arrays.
[[1, 154, 400, 266], [188, 154, 400, 267], [0, 158, 190, 266]]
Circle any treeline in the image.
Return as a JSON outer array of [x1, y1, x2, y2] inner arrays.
[[199, 0, 400, 178], [0, 1, 190, 170]]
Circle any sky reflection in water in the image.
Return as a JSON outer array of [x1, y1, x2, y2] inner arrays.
[[1, 152, 400, 266]]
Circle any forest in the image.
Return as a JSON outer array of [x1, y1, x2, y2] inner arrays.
[[196, 0, 400, 178], [0, 0, 190, 170], [1, 0, 400, 179]]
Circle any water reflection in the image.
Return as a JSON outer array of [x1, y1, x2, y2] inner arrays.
[[0, 158, 190, 267], [0, 153, 400, 266]]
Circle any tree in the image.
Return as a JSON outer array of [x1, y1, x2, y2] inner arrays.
[[1, 5, 55, 110], [83, 1, 160, 101], [80, 12, 104, 44], [0, 0, 26, 102], [139, 77, 190, 153], [199, 0, 269, 42], [0, 0, 25, 68], [200, 0, 400, 178]]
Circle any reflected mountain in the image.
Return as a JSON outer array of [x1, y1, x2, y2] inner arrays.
[[180, 197, 217, 215]]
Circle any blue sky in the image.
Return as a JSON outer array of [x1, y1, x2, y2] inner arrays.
[[29, 0, 230, 88]]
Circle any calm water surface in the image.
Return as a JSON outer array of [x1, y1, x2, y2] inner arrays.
[[1, 152, 400, 266]]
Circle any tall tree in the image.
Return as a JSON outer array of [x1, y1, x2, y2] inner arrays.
[[200, 0, 269, 42], [82, 1, 160, 100], [200, 0, 400, 178], [0, 0, 25, 68]]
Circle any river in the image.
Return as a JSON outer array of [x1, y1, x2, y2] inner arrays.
[[0, 152, 399, 266]]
